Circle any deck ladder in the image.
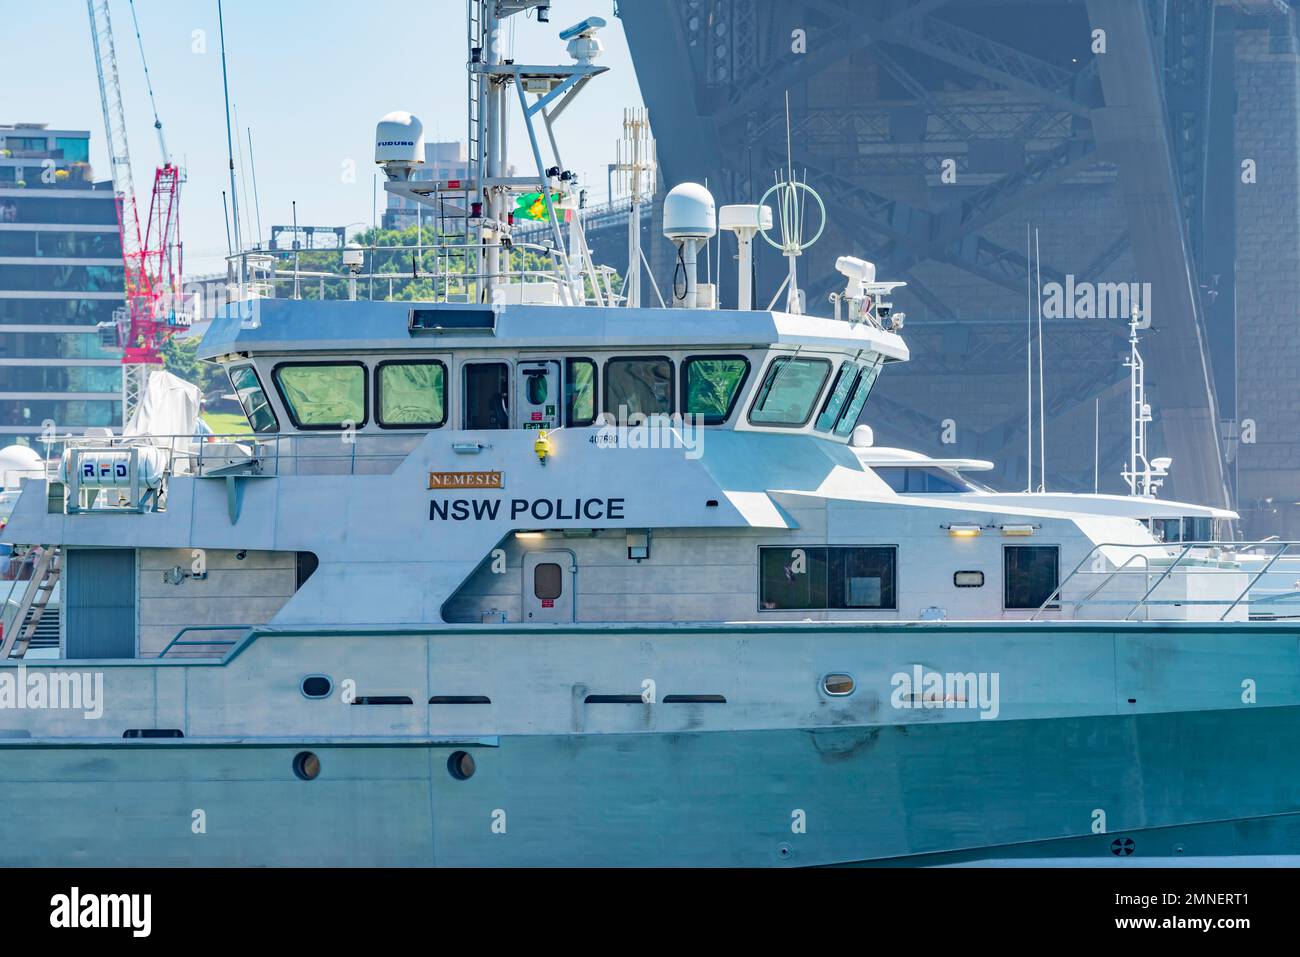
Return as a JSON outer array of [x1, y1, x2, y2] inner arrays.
[[0, 547, 62, 659]]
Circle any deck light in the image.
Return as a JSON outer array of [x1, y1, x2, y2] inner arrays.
[[1000, 524, 1037, 537], [534, 430, 552, 465], [945, 524, 982, 538]]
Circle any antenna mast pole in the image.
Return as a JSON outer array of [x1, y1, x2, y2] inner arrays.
[[612, 107, 654, 307], [1123, 311, 1151, 496], [218, 0, 243, 289]]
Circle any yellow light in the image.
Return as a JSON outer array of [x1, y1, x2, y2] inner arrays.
[[534, 430, 552, 465], [515, 531, 548, 540], [947, 525, 982, 538], [1001, 525, 1036, 536]]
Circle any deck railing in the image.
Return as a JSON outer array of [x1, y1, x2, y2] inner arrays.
[[1033, 540, 1300, 622], [45, 431, 423, 513]]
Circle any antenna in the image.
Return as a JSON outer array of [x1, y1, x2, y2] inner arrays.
[[222, 190, 232, 256], [1122, 308, 1171, 496], [1035, 227, 1046, 492], [292, 200, 300, 300], [246, 126, 265, 249], [611, 107, 655, 307], [217, 0, 243, 284], [1094, 396, 1100, 494], [757, 93, 825, 315], [234, 104, 254, 250], [1025, 223, 1033, 493]]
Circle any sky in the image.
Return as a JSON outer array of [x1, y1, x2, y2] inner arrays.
[[3, 0, 645, 275]]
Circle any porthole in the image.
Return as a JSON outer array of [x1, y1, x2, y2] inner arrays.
[[822, 673, 855, 696], [954, 570, 985, 588], [293, 751, 321, 781], [300, 675, 332, 699], [448, 750, 476, 781]]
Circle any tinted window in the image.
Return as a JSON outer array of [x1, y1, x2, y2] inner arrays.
[[1, 196, 119, 225], [228, 365, 278, 433], [377, 360, 446, 428], [759, 546, 896, 610], [748, 356, 831, 427], [682, 356, 749, 424], [1004, 545, 1059, 609], [604, 356, 673, 418], [833, 360, 881, 436], [0, 264, 124, 292], [0, 230, 121, 258], [565, 358, 597, 426], [0, 331, 122, 359], [876, 467, 970, 493], [273, 363, 366, 429], [1150, 517, 1180, 543], [814, 363, 859, 432], [0, 298, 120, 326]]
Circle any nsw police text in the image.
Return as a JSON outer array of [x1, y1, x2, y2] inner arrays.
[[430, 497, 626, 522]]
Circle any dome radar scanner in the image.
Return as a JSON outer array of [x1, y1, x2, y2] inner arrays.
[[374, 111, 425, 181], [663, 182, 716, 310]]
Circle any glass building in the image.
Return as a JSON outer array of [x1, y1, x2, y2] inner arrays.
[[0, 123, 124, 452]]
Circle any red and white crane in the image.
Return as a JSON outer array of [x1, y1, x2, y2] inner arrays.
[[86, 0, 188, 423]]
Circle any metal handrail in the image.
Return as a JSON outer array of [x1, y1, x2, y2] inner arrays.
[[56, 431, 416, 480], [1033, 540, 1300, 621], [1124, 542, 1195, 621], [1074, 553, 1151, 620], [157, 624, 251, 659], [1219, 542, 1292, 621]]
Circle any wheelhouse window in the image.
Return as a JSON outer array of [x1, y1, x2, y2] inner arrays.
[[1149, 516, 1214, 543], [748, 356, 831, 427], [759, 545, 896, 610], [876, 466, 971, 494], [227, 364, 278, 433], [565, 358, 597, 426], [462, 362, 511, 430], [1004, 545, 1059, 610], [682, 355, 750, 424], [376, 360, 446, 428], [273, 362, 366, 430], [814, 362, 859, 432], [604, 356, 674, 418], [833, 359, 881, 436]]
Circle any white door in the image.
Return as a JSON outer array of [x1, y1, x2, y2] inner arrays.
[[523, 550, 574, 623], [516, 360, 560, 431]]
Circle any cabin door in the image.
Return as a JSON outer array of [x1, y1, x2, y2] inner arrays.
[[516, 360, 560, 432], [522, 550, 574, 623]]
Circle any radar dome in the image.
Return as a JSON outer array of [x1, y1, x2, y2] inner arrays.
[[0, 444, 42, 488], [663, 183, 717, 241], [374, 112, 425, 180]]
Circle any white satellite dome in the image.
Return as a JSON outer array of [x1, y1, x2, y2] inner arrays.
[[374, 111, 425, 180], [0, 444, 42, 488], [662, 182, 717, 241]]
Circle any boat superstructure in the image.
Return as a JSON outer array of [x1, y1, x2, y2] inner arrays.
[[1, 1, 1299, 867]]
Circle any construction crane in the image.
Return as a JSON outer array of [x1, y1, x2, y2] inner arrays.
[[86, 0, 188, 424]]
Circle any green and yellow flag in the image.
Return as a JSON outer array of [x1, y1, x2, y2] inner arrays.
[[514, 192, 550, 221]]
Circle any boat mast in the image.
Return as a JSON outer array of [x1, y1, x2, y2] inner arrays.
[[374, 1, 608, 305], [1122, 307, 1170, 497]]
